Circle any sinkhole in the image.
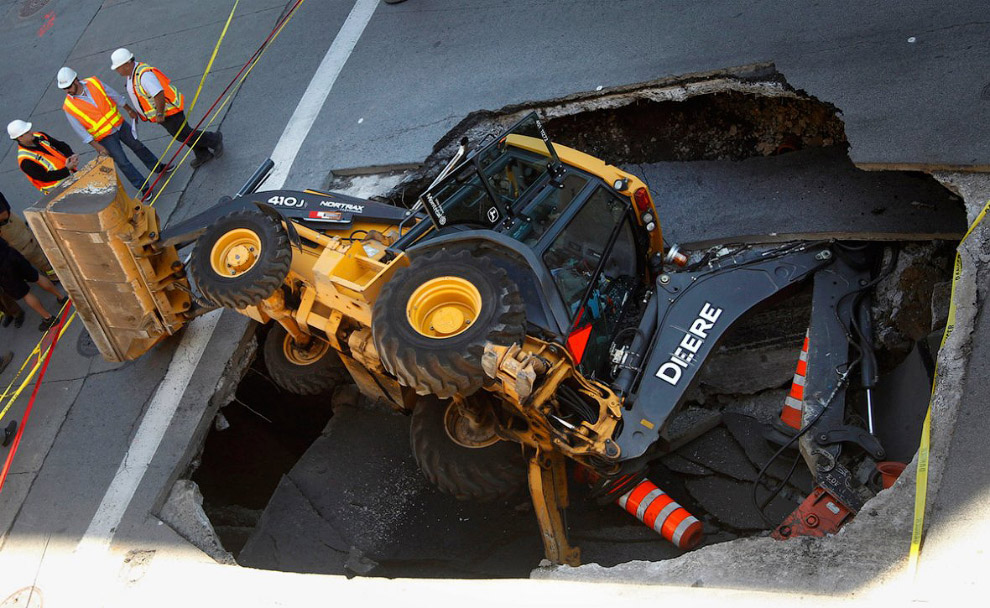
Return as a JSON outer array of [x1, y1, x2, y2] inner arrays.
[[189, 68, 965, 579]]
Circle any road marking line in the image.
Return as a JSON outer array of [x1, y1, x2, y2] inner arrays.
[[267, 0, 380, 189], [77, 310, 222, 554], [76, 0, 378, 555]]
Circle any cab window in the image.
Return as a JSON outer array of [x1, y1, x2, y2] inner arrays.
[[542, 187, 639, 378]]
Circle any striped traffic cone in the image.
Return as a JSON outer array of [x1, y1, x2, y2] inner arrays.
[[779, 329, 810, 431], [617, 478, 703, 549]]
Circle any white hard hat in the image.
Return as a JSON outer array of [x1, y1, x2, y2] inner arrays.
[[57, 66, 78, 89], [110, 48, 134, 70], [7, 120, 32, 140]]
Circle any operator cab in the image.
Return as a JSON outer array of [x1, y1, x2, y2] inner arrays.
[[398, 113, 652, 383]]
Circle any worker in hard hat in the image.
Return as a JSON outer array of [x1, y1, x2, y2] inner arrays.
[[7, 120, 79, 194], [0, 191, 57, 282], [57, 66, 170, 196], [110, 48, 224, 169]]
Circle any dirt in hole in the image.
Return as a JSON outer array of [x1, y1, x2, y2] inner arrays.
[[192, 326, 334, 556], [543, 92, 846, 164]]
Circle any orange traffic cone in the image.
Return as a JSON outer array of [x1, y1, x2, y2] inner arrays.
[[617, 478, 703, 549], [779, 330, 810, 431]]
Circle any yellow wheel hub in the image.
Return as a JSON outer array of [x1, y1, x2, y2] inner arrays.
[[210, 229, 262, 277], [444, 400, 499, 449], [406, 277, 482, 339], [282, 334, 330, 366]]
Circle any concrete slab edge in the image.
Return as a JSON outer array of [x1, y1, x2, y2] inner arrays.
[[149, 312, 257, 559]]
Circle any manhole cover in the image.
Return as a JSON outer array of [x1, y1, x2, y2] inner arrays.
[[0, 587, 43, 608], [19, 0, 50, 18], [77, 330, 100, 358]]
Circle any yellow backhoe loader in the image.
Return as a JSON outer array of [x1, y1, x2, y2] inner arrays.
[[26, 113, 895, 564]]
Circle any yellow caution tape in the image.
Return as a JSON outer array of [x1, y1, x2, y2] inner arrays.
[[186, 0, 240, 117], [148, 0, 306, 206], [0, 310, 76, 422], [908, 198, 990, 577], [139, 0, 241, 194]]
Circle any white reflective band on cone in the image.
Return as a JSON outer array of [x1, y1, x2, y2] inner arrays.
[[636, 488, 665, 520], [672, 515, 701, 547], [651, 501, 681, 534]]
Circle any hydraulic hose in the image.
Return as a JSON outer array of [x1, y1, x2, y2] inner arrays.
[[614, 293, 657, 398]]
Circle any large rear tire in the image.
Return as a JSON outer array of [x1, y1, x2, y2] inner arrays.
[[410, 395, 527, 502], [373, 248, 525, 399], [190, 209, 291, 309], [263, 324, 347, 396]]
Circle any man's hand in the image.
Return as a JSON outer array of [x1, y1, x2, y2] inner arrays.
[[124, 105, 139, 121], [153, 92, 167, 124], [91, 142, 109, 156], [66, 154, 80, 170]]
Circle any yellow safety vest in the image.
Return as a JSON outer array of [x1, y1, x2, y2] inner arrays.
[[63, 78, 124, 141], [17, 132, 69, 193], [133, 62, 184, 120]]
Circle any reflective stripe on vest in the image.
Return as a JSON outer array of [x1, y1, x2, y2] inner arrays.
[[63, 78, 123, 141], [133, 63, 184, 120], [17, 133, 69, 193]]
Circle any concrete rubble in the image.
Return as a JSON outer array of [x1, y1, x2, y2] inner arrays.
[[159, 480, 235, 565]]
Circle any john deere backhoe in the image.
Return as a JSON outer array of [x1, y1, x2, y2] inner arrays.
[[26, 113, 900, 564]]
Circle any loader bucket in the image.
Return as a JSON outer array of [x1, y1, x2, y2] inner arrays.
[[23, 157, 191, 362]]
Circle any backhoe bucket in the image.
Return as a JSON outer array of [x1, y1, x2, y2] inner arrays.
[[23, 157, 191, 362]]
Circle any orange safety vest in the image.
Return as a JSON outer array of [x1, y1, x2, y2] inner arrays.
[[132, 62, 184, 121], [63, 77, 124, 141], [17, 132, 69, 193]]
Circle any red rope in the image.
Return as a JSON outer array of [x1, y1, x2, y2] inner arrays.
[[0, 304, 72, 493], [140, 0, 307, 200]]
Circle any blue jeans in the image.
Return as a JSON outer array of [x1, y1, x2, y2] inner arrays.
[[99, 126, 161, 193]]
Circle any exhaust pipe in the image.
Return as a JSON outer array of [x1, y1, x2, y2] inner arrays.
[[236, 158, 275, 197]]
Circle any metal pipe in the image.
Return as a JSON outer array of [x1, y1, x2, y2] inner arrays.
[[237, 158, 275, 197], [428, 137, 470, 190], [856, 294, 878, 434]]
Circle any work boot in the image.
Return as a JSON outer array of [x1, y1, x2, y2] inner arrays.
[[190, 152, 215, 169], [57, 295, 69, 307], [13, 313, 24, 329], [212, 131, 224, 159], [2, 420, 16, 448], [38, 316, 58, 332], [0, 351, 12, 374], [1, 314, 10, 328], [155, 164, 175, 175]]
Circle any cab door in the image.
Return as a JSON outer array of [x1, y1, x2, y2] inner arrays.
[[540, 187, 642, 379]]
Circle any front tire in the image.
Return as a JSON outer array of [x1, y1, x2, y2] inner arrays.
[[190, 209, 291, 309], [410, 395, 527, 502], [372, 248, 525, 399]]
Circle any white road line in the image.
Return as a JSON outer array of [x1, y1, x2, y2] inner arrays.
[[76, 0, 379, 555], [77, 310, 222, 554], [267, 0, 381, 189]]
